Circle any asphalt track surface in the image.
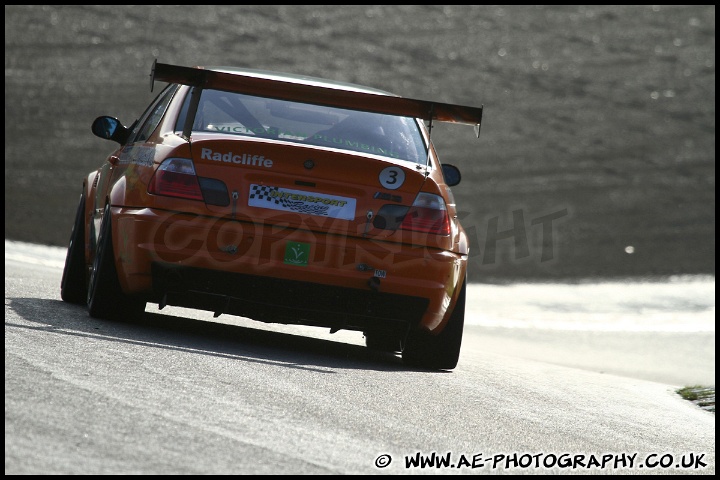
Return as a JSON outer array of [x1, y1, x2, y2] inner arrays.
[[5, 241, 715, 474]]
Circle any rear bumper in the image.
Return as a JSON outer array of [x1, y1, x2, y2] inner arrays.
[[112, 207, 466, 332], [152, 262, 428, 336]]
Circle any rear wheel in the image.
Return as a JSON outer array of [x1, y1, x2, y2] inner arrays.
[[87, 204, 146, 320], [60, 193, 88, 304], [402, 279, 466, 370]]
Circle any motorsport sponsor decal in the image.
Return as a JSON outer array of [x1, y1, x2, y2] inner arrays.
[[249, 184, 356, 220], [118, 146, 154, 167], [199, 148, 273, 168], [284, 241, 310, 267]]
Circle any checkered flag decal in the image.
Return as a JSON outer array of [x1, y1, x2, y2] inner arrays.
[[249, 185, 282, 205]]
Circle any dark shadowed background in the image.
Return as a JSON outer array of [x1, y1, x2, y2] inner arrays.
[[4, 5, 715, 282]]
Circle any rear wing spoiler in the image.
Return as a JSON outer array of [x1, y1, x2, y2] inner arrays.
[[150, 60, 483, 139]]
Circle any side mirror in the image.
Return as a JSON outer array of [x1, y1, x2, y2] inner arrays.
[[441, 164, 462, 187], [91, 116, 129, 145]]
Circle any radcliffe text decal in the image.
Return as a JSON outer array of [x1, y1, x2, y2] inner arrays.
[[199, 148, 273, 168]]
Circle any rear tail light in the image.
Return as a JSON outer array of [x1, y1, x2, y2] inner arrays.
[[400, 192, 451, 235], [148, 158, 204, 201]]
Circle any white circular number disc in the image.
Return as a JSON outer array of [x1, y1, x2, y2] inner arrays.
[[379, 166, 405, 190]]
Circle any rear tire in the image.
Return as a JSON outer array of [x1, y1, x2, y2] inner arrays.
[[87, 204, 146, 320], [60, 193, 88, 304], [402, 279, 466, 370]]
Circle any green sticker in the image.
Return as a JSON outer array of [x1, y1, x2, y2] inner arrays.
[[284, 242, 310, 266]]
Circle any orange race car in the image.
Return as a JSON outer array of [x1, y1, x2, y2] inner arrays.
[[60, 61, 483, 369]]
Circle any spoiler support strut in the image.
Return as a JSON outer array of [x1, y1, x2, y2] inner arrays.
[[425, 104, 435, 175]]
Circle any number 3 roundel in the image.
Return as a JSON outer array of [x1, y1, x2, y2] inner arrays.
[[379, 166, 405, 190]]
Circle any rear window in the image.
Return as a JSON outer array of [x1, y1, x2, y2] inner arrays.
[[176, 88, 428, 164]]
